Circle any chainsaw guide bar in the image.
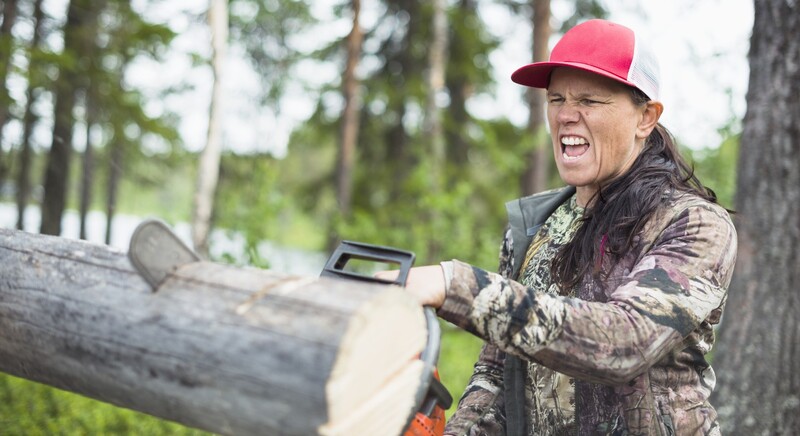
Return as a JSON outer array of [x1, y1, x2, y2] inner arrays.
[[128, 219, 200, 291]]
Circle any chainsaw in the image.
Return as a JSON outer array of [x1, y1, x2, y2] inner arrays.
[[320, 241, 452, 436]]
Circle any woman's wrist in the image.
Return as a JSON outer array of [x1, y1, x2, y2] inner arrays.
[[439, 261, 454, 291]]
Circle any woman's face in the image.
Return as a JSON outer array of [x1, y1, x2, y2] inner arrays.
[[546, 68, 653, 206]]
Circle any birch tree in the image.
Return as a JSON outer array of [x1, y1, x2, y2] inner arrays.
[[192, 0, 228, 257]]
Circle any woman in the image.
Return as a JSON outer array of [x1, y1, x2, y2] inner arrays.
[[380, 19, 737, 435]]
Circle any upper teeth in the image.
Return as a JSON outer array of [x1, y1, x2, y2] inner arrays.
[[562, 136, 588, 146]]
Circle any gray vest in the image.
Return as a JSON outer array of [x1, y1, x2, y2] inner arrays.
[[503, 186, 576, 435]]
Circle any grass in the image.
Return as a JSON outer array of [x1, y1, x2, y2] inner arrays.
[[0, 374, 208, 436], [0, 326, 484, 434], [438, 325, 485, 419]]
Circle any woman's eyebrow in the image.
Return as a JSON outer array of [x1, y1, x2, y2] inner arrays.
[[557, 90, 614, 100]]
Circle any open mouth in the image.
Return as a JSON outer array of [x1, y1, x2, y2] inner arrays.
[[561, 136, 590, 161]]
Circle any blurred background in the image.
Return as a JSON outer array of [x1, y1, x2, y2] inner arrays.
[[0, 0, 755, 434]]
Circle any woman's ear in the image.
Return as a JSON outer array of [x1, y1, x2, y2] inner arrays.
[[636, 101, 664, 139]]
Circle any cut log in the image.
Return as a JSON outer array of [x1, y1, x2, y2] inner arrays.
[[0, 228, 428, 435]]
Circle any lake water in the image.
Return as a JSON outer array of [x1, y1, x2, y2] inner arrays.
[[0, 202, 327, 277]]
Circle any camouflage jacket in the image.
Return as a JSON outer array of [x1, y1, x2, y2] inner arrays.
[[438, 187, 737, 435]]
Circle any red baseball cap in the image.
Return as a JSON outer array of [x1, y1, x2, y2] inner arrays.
[[511, 19, 661, 100]]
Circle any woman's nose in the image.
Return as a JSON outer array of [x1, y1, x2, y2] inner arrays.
[[556, 104, 580, 124]]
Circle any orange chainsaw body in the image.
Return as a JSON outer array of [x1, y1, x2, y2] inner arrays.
[[404, 369, 447, 436]]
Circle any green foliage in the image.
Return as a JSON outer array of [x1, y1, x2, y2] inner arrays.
[[438, 325, 484, 419], [559, 0, 610, 32], [213, 151, 289, 264], [214, 148, 332, 253], [683, 133, 740, 210], [498, 0, 609, 35], [273, 0, 513, 267], [228, 0, 315, 105], [114, 150, 196, 222], [0, 373, 208, 435]]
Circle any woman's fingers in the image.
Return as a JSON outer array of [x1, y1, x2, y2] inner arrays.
[[374, 269, 401, 282], [373, 265, 446, 308]]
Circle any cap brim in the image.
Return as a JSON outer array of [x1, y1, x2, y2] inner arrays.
[[511, 61, 639, 90]]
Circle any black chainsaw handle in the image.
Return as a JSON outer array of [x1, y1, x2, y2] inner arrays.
[[320, 240, 416, 285], [320, 240, 452, 428]]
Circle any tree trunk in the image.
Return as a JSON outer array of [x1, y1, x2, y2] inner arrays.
[[711, 1, 800, 434], [40, 91, 76, 235], [104, 135, 122, 245], [77, 0, 103, 240], [40, 0, 90, 235], [103, 44, 129, 245], [385, 0, 419, 205], [79, 95, 94, 240], [0, 0, 18, 194], [422, 0, 449, 260], [520, 0, 551, 196], [335, 0, 362, 220], [445, 0, 477, 167], [192, 0, 228, 257], [15, 0, 45, 231], [423, 0, 448, 192], [0, 228, 427, 435]]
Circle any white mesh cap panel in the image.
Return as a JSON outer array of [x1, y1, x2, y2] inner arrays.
[[628, 34, 661, 101]]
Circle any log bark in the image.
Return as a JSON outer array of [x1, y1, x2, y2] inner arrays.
[[0, 229, 427, 435]]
